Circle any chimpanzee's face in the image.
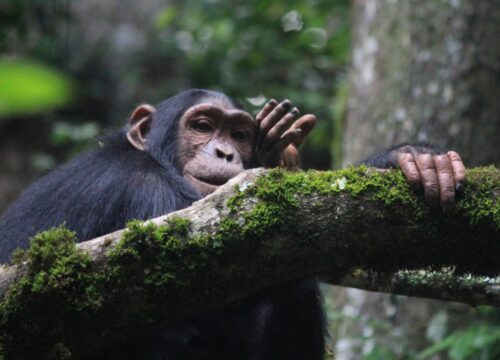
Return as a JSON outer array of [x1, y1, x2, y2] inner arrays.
[[176, 99, 256, 195]]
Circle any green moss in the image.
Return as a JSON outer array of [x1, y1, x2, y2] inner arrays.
[[226, 185, 246, 211], [0, 219, 198, 359], [107, 217, 195, 292], [207, 167, 434, 279], [0, 226, 102, 359], [455, 166, 500, 228], [215, 166, 435, 268], [227, 166, 429, 236], [251, 166, 423, 205], [10, 248, 28, 265], [228, 170, 303, 238]]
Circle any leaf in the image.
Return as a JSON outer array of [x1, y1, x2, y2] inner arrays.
[[0, 59, 74, 119]]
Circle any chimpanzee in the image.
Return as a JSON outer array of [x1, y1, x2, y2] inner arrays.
[[0, 88, 465, 359]]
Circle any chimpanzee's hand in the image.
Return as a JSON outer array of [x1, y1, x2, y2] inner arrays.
[[253, 99, 316, 168], [392, 146, 465, 212]]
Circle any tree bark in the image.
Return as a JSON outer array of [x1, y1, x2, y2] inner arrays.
[[344, 0, 500, 167], [338, 2, 500, 357], [334, 269, 500, 307]]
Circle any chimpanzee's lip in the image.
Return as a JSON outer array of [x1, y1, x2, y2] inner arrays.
[[184, 174, 229, 192], [194, 174, 229, 186]]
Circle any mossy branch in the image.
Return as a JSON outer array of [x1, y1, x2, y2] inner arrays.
[[333, 268, 500, 306], [0, 166, 498, 358]]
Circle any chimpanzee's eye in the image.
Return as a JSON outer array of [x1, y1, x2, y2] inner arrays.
[[231, 130, 247, 142], [192, 120, 212, 132]]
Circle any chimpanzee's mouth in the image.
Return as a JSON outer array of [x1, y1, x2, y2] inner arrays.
[[194, 175, 229, 186], [184, 174, 231, 195]]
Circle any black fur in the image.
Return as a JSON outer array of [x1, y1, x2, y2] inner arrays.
[[361, 142, 444, 168], [0, 89, 325, 360]]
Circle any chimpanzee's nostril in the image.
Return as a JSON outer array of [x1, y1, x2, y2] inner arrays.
[[216, 149, 225, 159], [216, 148, 234, 162]]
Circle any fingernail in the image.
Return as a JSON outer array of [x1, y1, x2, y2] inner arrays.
[[456, 182, 464, 192], [281, 99, 291, 108], [269, 99, 278, 105], [291, 107, 299, 115]]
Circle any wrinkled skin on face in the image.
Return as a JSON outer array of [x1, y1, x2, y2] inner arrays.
[[177, 102, 255, 195], [176, 98, 317, 196]]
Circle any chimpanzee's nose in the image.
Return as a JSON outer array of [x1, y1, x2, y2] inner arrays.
[[215, 146, 234, 162]]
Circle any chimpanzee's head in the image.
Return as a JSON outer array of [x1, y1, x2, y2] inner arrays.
[[126, 89, 256, 195]]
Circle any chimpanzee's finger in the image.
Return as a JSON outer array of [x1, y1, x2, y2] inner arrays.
[[289, 114, 316, 146], [281, 144, 300, 169], [435, 155, 455, 212], [256, 99, 278, 126], [263, 107, 299, 151], [415, 154, 440, 208], [397, 153, 421, 190], [447, 151, 466, 191], [258, 99, 292, 147], [273, 128, 303, 154]]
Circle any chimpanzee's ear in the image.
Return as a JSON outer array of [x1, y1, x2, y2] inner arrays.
[[127, 104, 155, 151]]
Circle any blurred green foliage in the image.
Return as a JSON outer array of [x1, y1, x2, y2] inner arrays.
[[417, 307, 500, 360], [325, 294, 500, 360], [152, 0, 351, 168], [419, 325, 500, 359], [0, 0, 350, 168], [0, 59, 73, 118], [0, 0, 74, 119]]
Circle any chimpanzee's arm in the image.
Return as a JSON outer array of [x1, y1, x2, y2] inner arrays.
[[361, 142, 442, 168], [361, 143, 466, 212]]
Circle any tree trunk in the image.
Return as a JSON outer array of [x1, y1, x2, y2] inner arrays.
[[336, 1, 500, 358], [344, 0, 500, 167]]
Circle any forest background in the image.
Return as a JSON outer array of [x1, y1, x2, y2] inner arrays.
[[0, 1, 499, 359]]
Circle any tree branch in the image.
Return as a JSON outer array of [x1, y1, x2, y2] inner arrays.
[[333, 268, 500, 306], [0, 166, 498, 357]]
